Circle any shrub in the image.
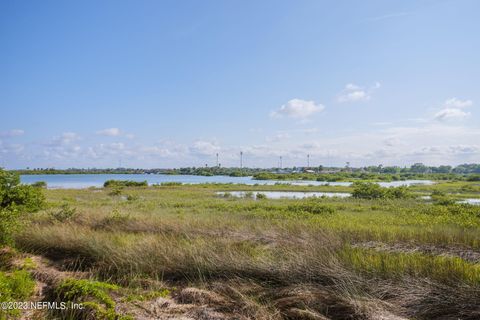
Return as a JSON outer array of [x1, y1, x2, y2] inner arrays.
[[0, 269, 35, 318], [286, 202, 336, 215], [352, 182, 411, 200], [126, 194, 139, 201], [0, 169, 45, 245], [103, 180, 148, 188], [466, 174, 480, 181], [50, 203, 78, 222], [31, 181, 47, 188], [52, 278, 131, 320], [159, 182, 182, 186], [351, 182, 385, 199], [108, 187, 123, 196], [256, 193, 267, 200]]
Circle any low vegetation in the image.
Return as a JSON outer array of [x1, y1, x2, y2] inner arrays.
[[2, 169, 480, 319]]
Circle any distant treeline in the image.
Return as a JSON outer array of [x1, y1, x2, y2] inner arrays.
[[13, 167, 259, 176], [253, 172, 480, 182], [11, 163, 480, 180]]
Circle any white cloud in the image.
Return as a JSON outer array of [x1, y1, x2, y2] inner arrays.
[[434, 108, 470, 121], [337, 82, 380, 103], [434, 98, 473, 121], [96, 128, 121, 136], [189, 140, 221, 156], [444, 98, 473, 109], [0, 129, 24, 137], [270, 99, 324, 119]]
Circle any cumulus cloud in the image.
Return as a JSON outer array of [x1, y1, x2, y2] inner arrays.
[[96, 128, 122, 136], [0, 129, 25, 137], [434, 108, 470, 121], [270, 99, 324, 119], [337, 82, 380, 103], [434, 98, 473, 121]]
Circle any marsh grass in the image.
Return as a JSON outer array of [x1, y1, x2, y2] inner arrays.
[[14, 184, 480, 319]]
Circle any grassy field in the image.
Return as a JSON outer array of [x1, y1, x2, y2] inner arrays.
[[5, 182, 480, 319]]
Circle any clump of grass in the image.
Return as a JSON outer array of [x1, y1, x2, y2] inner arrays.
[[126, 194, 139, 201], [49, 203, 78, 222], [340, 246, 480, 284]]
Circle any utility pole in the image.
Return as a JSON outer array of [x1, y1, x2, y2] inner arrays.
[[240, 151, 243, 168]]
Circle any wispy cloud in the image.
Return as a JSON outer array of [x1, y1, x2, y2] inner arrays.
[[96, 128, 122, 137], [0, 129, 24, 137], [337, 82, 380, 103], [366, 12, 412, 22]]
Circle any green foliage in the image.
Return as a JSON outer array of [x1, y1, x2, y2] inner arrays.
[[126, 194, 139, 201], [31, 181, 47, 188], [286, 202, 336, 215], [352, 182, 412, 200], [104, 180, 148, 188], [351, 182, 385, 199], [159, 182, 182, 186], [0, 269, 35, 318], [0, 168, 45, 246], [54, 278, 129, 320], [256, 193, 267, 200], [108, 187, 123, 196], [50, 203, 78, 222]]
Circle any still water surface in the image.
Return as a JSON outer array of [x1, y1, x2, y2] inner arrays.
[[20, 174, 435, 189]]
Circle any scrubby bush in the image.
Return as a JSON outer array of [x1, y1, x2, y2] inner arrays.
[[31, 181, 47, 188], [0, 169, 45, 245], [0, 269, 35, 318], [256, 193, 267, 200], [103, 180, 148, 188], [352, 182, 412, 200], [159, 182, 182, 186], [50, 203, 78, 222], [351, 182, 385, 199]]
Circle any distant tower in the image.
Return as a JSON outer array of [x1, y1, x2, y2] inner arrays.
[[216, 153, 219, 167], [279, 156, 283, 169], [307, 154, 310, 168], [240, 151, 243, 168]]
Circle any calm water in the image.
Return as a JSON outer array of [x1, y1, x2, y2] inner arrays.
[[458, 199, 480, 205], [217, 191, 351, 199], [20, 174, 434, 189]]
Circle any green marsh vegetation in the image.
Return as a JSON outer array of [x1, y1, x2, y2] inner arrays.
[[2, 170, 480, 319]]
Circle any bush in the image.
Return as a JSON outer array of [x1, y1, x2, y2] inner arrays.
[[0, 269, 35, 318], [52, 278, 130, 320], [50, 203, 78, 222], [256, 193, 267, 200], [103, 180, 148, 188], [31, 181, 47, 188], [159, 182, 182, 186], [0, 169, 45, 246], [352, 182, 412, 200], [351, 182, 385, 199], [466, 174, 480, 181]]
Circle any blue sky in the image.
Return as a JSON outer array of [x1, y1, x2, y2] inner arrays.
[[1, 0, 479, 168]]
